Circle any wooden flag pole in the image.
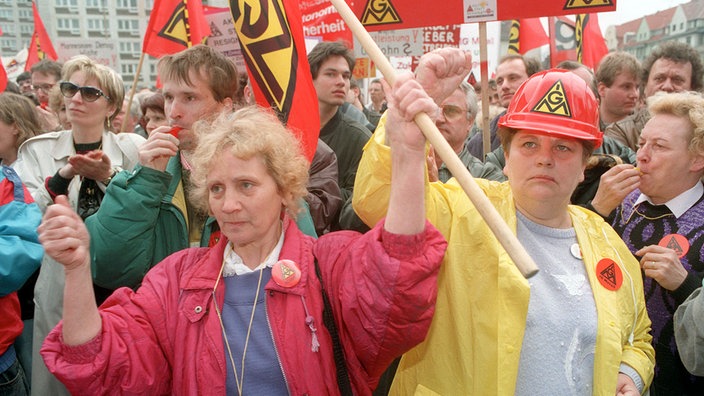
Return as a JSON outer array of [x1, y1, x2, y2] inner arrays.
[[330, 0, 538, 278], [121, 51, 146, 133], [479, 22, 491, 159]]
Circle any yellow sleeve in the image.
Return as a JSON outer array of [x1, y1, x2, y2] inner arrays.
[[618, 239, 655, 389], [352, 119, 394, 228]]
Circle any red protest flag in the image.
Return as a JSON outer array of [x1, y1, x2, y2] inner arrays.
[[25, 1, 58, 71], [576, 13, 608, 70], [0, 62, 7, 92], [349, 0, 615, 31], [300, 1, 352, 43], [229, 0, 320, 162], [143, 0, 211, 58], [508, 18, 548, 55]]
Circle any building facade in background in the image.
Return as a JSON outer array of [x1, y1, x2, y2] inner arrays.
[[605, 0, 704, 61], [0, 0, 229, 89]]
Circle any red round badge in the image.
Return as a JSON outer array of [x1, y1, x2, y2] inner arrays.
[[272, 259, 301, 288], [596, 258, 623, 291], [658, 234, 689, 258]]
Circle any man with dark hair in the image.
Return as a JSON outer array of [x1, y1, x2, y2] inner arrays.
[[308, 41, 371, 208], [15, 71, 32, 94], [30, 59, 63, 132], [467, 54, 541, 159], [606, 41, 703, 150], [595, 52, 641, 128]]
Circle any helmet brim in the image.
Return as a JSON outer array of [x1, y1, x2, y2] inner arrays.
[[499, 112, 603, 148]]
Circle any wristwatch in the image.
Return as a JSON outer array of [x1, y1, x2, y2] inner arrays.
[[101, 169, 117, 185]]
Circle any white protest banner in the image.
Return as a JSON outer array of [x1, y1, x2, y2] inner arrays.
[[204, 7, 246, 72], [56, 39, 118, 70]]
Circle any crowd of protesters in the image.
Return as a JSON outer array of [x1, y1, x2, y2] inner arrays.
[[2, 37, 704, 396]]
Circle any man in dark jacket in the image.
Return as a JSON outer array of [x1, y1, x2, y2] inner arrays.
[[308, 41, 371, 230]]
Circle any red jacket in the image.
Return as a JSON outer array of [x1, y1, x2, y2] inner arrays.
[[41, 218, 446, 395]]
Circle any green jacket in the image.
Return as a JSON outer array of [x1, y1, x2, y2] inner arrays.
[[87, 156, 316, 290]]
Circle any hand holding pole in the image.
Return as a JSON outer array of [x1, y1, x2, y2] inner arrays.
[[329, 0, 538, 278]]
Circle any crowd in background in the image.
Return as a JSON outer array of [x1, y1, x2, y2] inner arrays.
[[2, 38, 704, 395]]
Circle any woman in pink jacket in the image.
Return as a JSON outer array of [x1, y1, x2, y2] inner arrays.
[[37, 89, 446, 396]]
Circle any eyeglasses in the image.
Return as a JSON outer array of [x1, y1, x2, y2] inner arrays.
[[440, 104, 469, 121], [59, 81, 111, 102], [33, 83, 55, 93]]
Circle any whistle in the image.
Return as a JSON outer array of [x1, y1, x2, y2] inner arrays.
[[168, 126, 182, 138]]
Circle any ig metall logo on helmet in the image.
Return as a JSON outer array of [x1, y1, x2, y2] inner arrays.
[[532, 80, 572, 118]]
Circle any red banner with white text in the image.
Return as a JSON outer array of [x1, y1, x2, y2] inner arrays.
[[301, 1, 352, 43], [347, 0, 616, 31]]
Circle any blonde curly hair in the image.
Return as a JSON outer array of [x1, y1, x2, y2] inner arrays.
[[188, 106, 309, 218], [647, 91, 704, 155]]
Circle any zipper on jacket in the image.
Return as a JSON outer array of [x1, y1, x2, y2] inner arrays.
[[265, 292, 291, 394]]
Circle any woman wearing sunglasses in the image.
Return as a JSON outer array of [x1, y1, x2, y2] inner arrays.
[[13, 55, 145, 396]]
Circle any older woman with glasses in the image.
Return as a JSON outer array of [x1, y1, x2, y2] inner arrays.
[[36, 102, 446, 395], [14, 55, 145, 396]]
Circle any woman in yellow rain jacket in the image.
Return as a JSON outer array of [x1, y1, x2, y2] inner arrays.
[[353, 51, 654, 395]]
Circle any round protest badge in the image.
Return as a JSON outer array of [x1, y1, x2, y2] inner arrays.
[[272, 259, 301, 288], [596, 258, 623, 291], [570, 243, 582, 259], [659, 234, 689, 258]]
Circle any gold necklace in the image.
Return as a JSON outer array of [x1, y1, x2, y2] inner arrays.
[[212, 259, 265, 396]]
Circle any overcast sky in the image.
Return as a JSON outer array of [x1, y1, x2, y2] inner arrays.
[[598, 0, 691, 33]]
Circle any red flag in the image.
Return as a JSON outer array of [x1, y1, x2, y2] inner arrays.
[[143, 0, 211, 58], [576, 13, 608, 70], [0, 62, 7, 92], [549, 16, 577, 68], [25, 1, 58, 71], [508, 18, 548, 54], [300, 1, 352, 43], [229, 0, 319, 162], [349, 0, 616, 31]]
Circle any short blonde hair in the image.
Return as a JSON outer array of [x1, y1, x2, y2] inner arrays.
[[647, 91, 704, 155], [61, 55, 124, 129], [189, 106, 309, 218]]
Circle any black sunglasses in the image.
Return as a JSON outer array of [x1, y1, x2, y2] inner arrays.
[[59, 81, 111, 102]]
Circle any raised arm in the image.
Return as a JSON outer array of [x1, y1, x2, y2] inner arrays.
[[383, 72, 437, 235], [415, 47, 473, 105], [86, 127, 182, 290], [38, 195, 101, 345]]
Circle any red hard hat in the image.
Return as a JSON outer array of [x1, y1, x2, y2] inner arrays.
[[498, 69, 603, 148]]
